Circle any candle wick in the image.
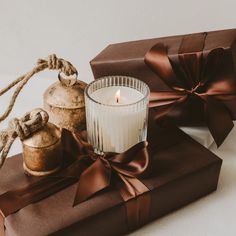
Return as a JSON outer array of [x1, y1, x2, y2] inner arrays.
[[115, 89, 120, 103]]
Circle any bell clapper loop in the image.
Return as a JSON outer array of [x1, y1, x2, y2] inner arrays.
[[58, 71, 78, 87]]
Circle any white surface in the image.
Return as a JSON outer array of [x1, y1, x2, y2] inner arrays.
[[180, 126, 214, 148], [0, 0, 236, 235]]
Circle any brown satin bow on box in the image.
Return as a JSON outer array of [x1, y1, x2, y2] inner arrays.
[[74, 133, 150, 203], [0, 130, 151, 231], [145, 32, 236, 146]]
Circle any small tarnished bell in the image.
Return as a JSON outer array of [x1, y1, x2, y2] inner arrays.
[[43, 72, 87, 133], [0, 108, 62, 176], [22, 117, 62, 177]]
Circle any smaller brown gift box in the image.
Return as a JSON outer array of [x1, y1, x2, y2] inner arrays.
[[90, 29, 236, 146], [0, 118, 222, 236]]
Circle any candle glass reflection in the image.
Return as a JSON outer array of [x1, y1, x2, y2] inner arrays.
[[85, 76, 150, 154]]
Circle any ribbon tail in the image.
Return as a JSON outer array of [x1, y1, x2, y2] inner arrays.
[[117, 174, 150, 231], [118, 174, 149, 201], [73, 158, 111, 206], [0, 176, 77, 217], [205, 96, 234, 147]]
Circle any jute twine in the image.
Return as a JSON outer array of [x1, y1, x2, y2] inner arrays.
[[0, 108, 49, 169], [0, 54, 78, 123], [0, 54, 78, 168]]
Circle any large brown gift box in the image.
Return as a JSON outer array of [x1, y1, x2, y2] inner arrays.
[[90, 28, 236, 146], [0, 117, 222, 236]]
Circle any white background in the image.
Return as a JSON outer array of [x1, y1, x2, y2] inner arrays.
[[0, 0, 236, 235]]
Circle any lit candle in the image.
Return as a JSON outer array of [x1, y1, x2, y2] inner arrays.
[[85, 76, 150, 154]]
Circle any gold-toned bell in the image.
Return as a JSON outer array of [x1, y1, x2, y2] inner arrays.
[[23, 122, 62, 176], [0, 108, 63, 176], [43, 73, 87, 133]]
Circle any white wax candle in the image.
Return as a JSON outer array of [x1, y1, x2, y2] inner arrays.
[[86, 85, 148, 153]]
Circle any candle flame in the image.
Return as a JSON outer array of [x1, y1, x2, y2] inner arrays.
[[115, 89, 120, 103]]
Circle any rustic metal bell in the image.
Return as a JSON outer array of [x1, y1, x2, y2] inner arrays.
[[23, 122, 62, 176], [43, 72, 87, 132]]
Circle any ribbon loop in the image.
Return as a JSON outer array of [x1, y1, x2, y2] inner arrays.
[[73, 141, 150, 205], [73, 158, 112, 206]]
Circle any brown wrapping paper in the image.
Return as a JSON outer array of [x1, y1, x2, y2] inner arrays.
[[90, 28, 236, 126], [0, 118, 222, 236]]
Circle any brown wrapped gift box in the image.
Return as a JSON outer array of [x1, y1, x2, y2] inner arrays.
[[90, 28, 236, 126], [0, 118, 222, 236]]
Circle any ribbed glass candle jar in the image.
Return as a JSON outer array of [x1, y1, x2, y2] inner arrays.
[[85, 76, 150, 154]]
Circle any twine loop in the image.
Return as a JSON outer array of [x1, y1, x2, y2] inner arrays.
[[0, 54, 78, 123], [0, 108, 49, 168], [37, 54, 77, 76]]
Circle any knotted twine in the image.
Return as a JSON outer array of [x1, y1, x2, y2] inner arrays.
[[0, 54, 78, 123], [0, 54, 78, 168], [0, 108, 49, 169]]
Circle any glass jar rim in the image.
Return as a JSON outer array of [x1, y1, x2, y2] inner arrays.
[[85, 76, 150, 107]]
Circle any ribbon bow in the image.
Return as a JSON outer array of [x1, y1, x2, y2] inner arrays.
[[72, 135, 151, 230], [145, 33, 236, 146], [74, 140, 150, 205], [0, 130, 151, 230]]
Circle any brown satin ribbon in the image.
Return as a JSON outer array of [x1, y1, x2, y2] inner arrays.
[[74, 135, 151, 230], [145, 32, 236, 146], [0, 130, 151, 231]]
